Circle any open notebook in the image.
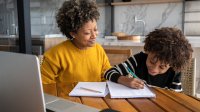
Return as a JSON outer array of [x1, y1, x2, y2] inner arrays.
[[107, 81, 156, 98], [69, 82, 109, 97]]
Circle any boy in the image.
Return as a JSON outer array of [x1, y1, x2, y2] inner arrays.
[[104, 27, 193, 92]]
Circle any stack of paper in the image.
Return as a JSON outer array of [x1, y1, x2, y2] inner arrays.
[[69, 82, 108, 97], [107, 81, 156, 98]]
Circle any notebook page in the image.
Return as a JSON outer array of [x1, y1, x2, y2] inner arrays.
[[69, 82, 108, 97], [107, 81, 156, 98]]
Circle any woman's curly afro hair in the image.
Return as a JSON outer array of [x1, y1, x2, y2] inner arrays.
[[56, 0, 100, 39], [144, 27, 193, 71]]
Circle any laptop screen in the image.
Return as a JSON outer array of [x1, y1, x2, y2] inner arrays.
[[0, 51, 99, 112], [0, 51, 46, 112]]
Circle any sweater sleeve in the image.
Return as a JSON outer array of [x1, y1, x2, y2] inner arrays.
[[97, 44, 112, 81], [169, 72, 182, 92], [41, 51, 60, 84], [104, 54, 139, 83]]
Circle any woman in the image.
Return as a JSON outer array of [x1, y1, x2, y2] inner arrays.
[[41, 0, 111, 96]]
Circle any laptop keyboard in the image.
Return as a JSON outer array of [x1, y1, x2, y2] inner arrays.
[[46, 108, 55, 112]]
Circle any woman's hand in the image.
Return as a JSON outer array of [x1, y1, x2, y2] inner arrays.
[[117, 76, 144, 89]]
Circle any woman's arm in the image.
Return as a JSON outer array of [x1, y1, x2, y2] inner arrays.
[[41, 54, 60, 84]]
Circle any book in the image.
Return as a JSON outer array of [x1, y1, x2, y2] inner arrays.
[[69, 82, 108, 97], [107, 81, 156, 98]]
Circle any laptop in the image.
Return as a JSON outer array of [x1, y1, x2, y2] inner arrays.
[[0, 51, 99, 112]]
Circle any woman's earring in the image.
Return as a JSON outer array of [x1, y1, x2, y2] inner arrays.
[[71, 35, 75, 40]]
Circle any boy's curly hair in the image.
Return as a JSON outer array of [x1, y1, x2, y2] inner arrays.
[[56, 0, 99, 39], [144, 27, 193, 71]]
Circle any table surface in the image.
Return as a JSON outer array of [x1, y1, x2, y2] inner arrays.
[[43, 84, 200, 112], [59, 87, 200, 112]]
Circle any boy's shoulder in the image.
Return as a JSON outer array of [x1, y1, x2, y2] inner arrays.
[[135, 51, 147, 58], [132, 52, 148, 64]]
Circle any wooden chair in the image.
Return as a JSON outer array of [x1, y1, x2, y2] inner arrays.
[[104, 48, 132, 66], [181, 58, 196, 97], [38, 55, 44, 66], [38, 55, 58, 96], [44, 37, 67, 51]]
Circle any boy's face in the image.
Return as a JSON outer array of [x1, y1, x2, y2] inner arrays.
[[146, 52, 170, 76]]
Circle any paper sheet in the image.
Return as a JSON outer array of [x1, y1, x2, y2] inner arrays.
[[107, 81, 156, 98], [69, 82, 108, 97]]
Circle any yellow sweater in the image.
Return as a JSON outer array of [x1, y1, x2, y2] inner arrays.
[[41, 40, 111, 93]]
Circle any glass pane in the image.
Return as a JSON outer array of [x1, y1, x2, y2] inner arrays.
[[0, 0, 19, 53]]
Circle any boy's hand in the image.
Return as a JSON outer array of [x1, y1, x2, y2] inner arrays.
[[117, 76, 144, 89]]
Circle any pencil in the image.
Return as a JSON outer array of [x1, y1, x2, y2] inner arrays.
[[124, 63, 151, 87], [80, 87, 102, 93], [123, 63, 138, 78]]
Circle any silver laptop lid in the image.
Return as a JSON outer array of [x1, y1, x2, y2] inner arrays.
[[0, 51, 46, 112]]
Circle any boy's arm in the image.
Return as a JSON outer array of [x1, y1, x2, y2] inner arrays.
[[104, 52, 140, 82], [104, 58, 133, 83], [104, 55, 144, 89], [104, 67, 124, 83]]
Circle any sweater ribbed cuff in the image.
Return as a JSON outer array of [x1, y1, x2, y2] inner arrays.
[[111, 73, 121, 83]]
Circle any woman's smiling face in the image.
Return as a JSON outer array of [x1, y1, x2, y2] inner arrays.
[[70, 19, 98, 49]]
